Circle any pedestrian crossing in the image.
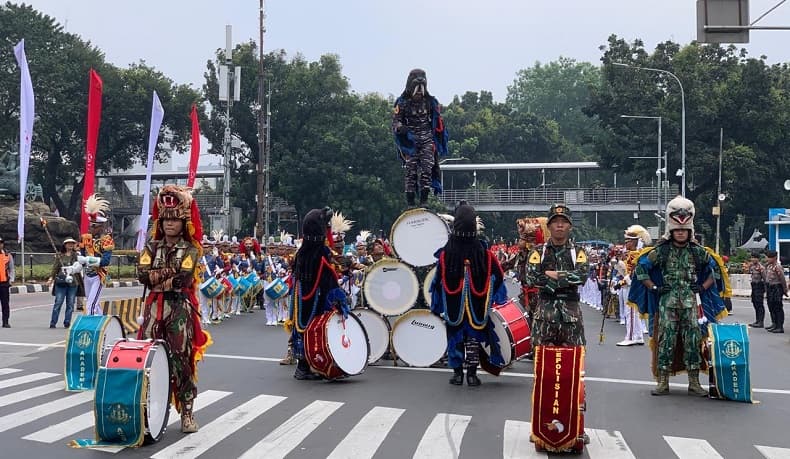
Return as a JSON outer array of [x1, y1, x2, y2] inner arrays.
[[0, 367, 788, 459]]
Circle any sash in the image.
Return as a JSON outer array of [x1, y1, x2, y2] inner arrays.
[[64, 315, 111, 391], [530, 345, 585, 451], [708, 323, 754, 403]]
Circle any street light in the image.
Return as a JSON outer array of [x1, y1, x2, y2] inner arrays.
[[613, 62, 686, 197], [621, 114, 663, 234]]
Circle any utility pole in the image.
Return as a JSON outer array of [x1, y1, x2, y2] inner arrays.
[[715, 127, 724, 253], [255, 0, 266, 239], [219, 25, 240, 233]]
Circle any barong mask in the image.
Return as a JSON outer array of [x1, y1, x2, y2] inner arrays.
[[404, 69, 429, 99]]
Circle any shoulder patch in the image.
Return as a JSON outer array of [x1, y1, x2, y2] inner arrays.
[[181, 255, 194, 270], [139, 250, 151, 266], [576, 250, 587, 264], [528, 250, 541, 264]]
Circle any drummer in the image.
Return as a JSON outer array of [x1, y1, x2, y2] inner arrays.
[[290, 207, 353, 380], [136, 185, 212, 433], [430, 202, 507, 386]]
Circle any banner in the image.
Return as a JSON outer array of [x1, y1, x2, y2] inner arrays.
[[135, 91, 165, 251], [708, 323, 754, 403], [80, 69, 103, 233], [187, 104, 200, 188], [13, 39, 34, 241]]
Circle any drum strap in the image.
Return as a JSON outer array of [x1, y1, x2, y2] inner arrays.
[[540, 245, 576, 268]]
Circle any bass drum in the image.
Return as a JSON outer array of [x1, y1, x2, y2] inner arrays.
[[422, 266, 437, 309], [352, 308, 391, 364], [391, 309, 447, 367], [305, 310, 369, 379], [65, 314, 125, 391], [390, 208, 449, 267], [363, 259, 419, 316]]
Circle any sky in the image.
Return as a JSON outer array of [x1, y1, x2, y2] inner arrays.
[[19, 0, 790, 106]]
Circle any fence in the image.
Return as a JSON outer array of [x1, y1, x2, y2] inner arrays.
[[11, 252, 138, 282]]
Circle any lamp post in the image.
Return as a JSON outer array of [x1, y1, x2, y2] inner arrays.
[[613, 62, 686, 197], [622, 114, 663, 234]]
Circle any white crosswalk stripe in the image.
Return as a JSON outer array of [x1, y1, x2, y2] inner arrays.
[[756, 445, 790, 459], [0, 390, 93, 433], [584, 427, 636, 458], [0, 368, 22, 376], [664, 435, 724, 459], [238, 400, 344, 459], [413, 413, 471, 459], [0, 372, 58, 390], [327, 406, 405, 459], [0, 381, 63, 408], [503, 421, 545, 458], [503, 421, 635, 459]]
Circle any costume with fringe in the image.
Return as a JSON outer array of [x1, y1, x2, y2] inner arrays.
[[81, 194, 114, 315]]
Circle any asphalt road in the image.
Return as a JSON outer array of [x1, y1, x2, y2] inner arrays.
[[0, 285, 788, 459]]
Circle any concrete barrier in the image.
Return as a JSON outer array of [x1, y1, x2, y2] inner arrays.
[[101, 297, 142, 335]]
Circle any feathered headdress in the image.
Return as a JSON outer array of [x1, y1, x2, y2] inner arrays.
[[151, 185, 203, 254], [279, 231, 294, 246], [624, 224, 652, 249], [330, 211, 353, 243], [211, 229, 224, 242], [356, 230, 372, 247], [85, 194, 110, 223]]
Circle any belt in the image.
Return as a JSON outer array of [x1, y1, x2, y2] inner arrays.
[[540, 292, 580, 301]]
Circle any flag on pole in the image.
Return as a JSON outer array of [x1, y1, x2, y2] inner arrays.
[[187, 104, 201, 188], [136, 91, 165, 251], [14, 39, 34, 242], [81, 69, 103, 234]]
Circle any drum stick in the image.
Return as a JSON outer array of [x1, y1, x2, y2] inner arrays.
[[598, 305, 606, 345]]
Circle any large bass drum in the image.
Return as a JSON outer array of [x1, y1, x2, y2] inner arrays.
[[391, 309, 447, 367], [304, 310, 369, 379], [390, 209, 449, 267], [352, 308, 391, 364], [363, 259, 419, 316], [64, 315, 125, 391]]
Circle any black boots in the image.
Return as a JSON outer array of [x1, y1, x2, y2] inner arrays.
[[449, 367, 463, 385], [748, 321, 764, 328], [419, 188, 430, 205], [294, 359, 321, 380], [466, 365, 481, 386]]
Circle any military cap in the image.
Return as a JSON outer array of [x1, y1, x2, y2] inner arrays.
[[547, 203, 572, 225]]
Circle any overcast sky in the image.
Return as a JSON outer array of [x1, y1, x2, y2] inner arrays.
[[19, 0, 790, 105]]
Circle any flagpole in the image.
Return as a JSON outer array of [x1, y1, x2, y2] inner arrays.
[[20, 238, 24, 284]]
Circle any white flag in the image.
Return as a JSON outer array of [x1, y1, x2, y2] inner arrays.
[[14, 39, 34, 241], [136, 91, 165, 251]]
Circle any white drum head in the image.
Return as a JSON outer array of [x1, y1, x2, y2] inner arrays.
[[483, 309, 512, 364], [363, 259, 419, 316], [146, 343, 170, 440], [101, 316, 126, 365], [390, 209, 448, 267], [353, 309, 391, 364], [422, 266, 437, 308], [326, 312, 369, 376], [392, 310, 446, 367]]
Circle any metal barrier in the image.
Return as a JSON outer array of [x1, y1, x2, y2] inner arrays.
[[12, 252, 138, 281]]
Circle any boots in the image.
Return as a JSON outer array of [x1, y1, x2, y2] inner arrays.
[[687, 370, 708, 396], [651, 370, 670, 396], [406, 191, 416, 207], [279, 345, 295, 365], [466, 365, 481, 386], [180, 404, 199, 433], [419, 188, 430, 206], [294, 359, 320, 380], [748, 321, 764, 328], [449, 367, 464, 385]]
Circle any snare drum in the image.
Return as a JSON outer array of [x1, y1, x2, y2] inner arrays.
[[199, 277, 225, 298], [422, 266, 437, 308], [481, 300, 531, 375], [390, 208, 449, 267], [391, 309, 447, 367], [64, 315, 125, 391], [94, 339, 171, 446], [363, 259, 419, 316], [352, 309, 391, 364], [265, 277, 290, 300], [244, 272, 263, 296], [304, 310, 369, 379]]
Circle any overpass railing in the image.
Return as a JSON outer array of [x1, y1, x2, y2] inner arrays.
[[439, 186, 678, 206]]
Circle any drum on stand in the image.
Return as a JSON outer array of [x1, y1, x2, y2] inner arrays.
[[422, 266, 437, 309], [480, 300, 532, 375], [363, 259, 419, 316], [65, 315, 125, 391], [352, 308, 391, 364], [391, 309, 447, 367], [305, 310, 369, 379], [390, 208, 449, 267], [95, 339, 171, 445]]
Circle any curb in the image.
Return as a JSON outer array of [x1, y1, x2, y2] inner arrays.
[[9, 281, 141, 295]]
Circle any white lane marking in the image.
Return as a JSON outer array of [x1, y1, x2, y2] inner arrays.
[[37, 340, 66, 352], [150, 394, 286, 459], [24, 390, 231, 446], [413, 413, 472, 459], [0, 368, 22, 376], [585, 428, 636, 459], [326, 406, 405, 459], [503, 420, 546, 458], [0, 381, 63, 407], [0, 372, 58, 390], [755, 445, 790, 459], [664, 436, 724, 459], [0, 390, 93, 433], [238, 400, 344, 459]]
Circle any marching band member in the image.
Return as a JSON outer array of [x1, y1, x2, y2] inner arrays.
[[430, 202, 506, 386], [80, 194, 114, 315], [136, 185, 212, 433], [289, 207, 352, 380], [198, 238, 224, 325], [616, 225, 651, 346]]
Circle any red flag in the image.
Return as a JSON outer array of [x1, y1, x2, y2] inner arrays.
[[187, 104, 201, 188], [80, 69, 103, 233]]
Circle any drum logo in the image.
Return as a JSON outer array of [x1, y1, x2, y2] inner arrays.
[[107, 403, 131, 425], [341, 334, 351, 348], [382, 267, 399, 272], [410, 319, 435, 330], [76, 331, 93, 350], [406, 217, 430, 227], [722, 339, 742, 359]]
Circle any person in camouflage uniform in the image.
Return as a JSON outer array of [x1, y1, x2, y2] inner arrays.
[[137, 185, 212, 433], [631, 196, 718, 397], [524, 204, 589, 347]]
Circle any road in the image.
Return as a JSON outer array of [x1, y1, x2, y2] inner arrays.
[[0, 284, 788, 458]]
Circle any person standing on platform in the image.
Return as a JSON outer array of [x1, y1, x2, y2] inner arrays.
[[747, 253, 767, 328], [392, 69, 449, 207], [764, 250, 787, 333], [0, 237, 14, 328], [80, 194, 114, 315], [524, 204, 589, 347]]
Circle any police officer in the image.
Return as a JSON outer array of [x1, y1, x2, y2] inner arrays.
[[747, 253, 766, 328], [764, 250, 787, 333]]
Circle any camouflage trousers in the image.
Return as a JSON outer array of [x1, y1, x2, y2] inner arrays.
[[404, 140, 435, 193], [656, 306, 702, 371], [139, 293, 197, 409]]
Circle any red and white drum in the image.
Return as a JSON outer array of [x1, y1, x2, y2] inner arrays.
[[390, 208, 449, 267], [363, 259, 419, 316], [481, 300, 531, 373], [391, 309, 446, 367], [305, 310, 369, 379], [99, 339, 171, 444], [352, 309, 391, 364]]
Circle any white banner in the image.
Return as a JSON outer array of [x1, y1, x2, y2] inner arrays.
[[14, 39, 34, 241], [136, 91, 164, 251]]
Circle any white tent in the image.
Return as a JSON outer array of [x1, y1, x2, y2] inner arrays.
[[738, 229, 768, 251]]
